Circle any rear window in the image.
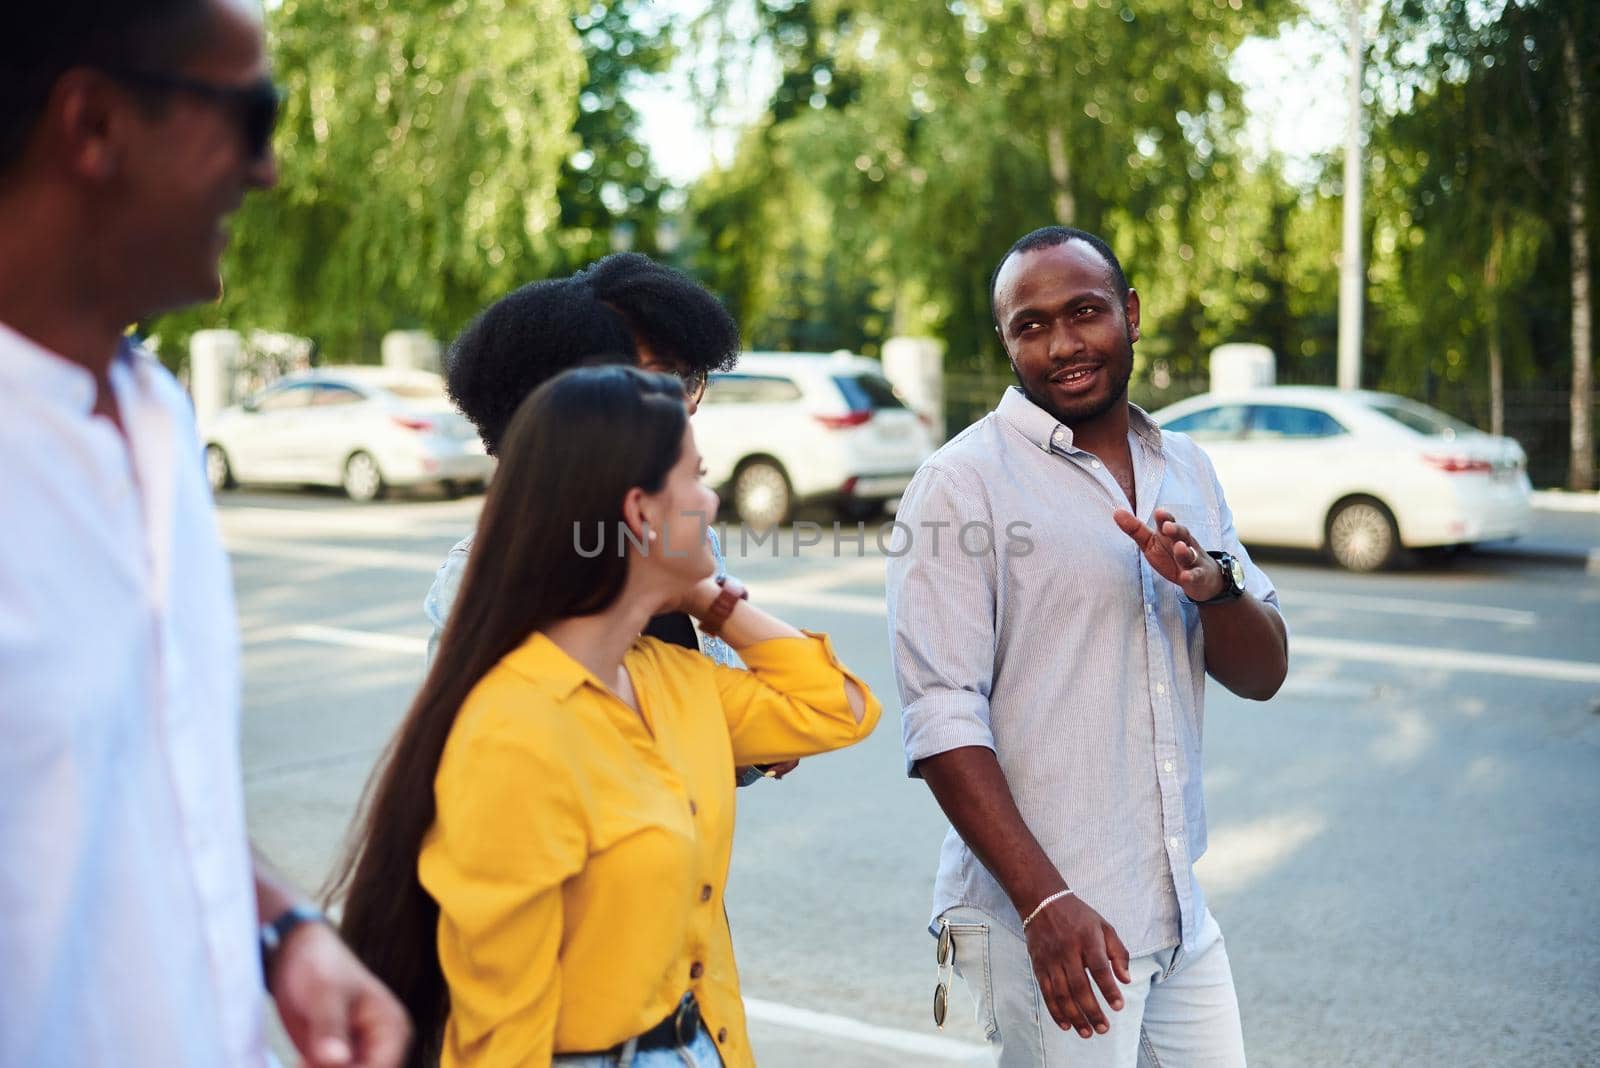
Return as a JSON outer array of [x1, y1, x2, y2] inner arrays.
[[832, 373, 907, 412], [703, 374, 803, 405], [1363, 397, 1476, 437]]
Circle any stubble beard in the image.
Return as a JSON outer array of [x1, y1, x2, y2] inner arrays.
[[1014, 333, 1136, 430]]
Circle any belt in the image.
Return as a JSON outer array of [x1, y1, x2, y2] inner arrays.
[[633, 992, 703, 1052], [570, 993, 703, 1057]]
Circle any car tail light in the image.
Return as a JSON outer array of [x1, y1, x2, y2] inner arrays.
[[392, 415, 435, 432], [839, 477, 859, 497], [814, 410, 873, 430], [1422, 454, 1493, 474]]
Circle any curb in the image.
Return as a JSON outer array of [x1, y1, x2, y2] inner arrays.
[[1531, 490, 1600, 514]]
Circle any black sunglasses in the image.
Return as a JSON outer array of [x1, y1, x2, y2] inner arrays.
[[105, 68, 282, 160]]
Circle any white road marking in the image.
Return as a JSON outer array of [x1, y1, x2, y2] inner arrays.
[[258, 621, 1600, 688], [270, 624, 428, 656], [1294, 635, 1600, 684], [1194, 813, 1326, 896], [743, 997, 989, 1063], [227, 537, 444, 571], [1275, 590, 1536, 626]]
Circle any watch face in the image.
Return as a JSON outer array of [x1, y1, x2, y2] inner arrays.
[[1227, 556, 1246, 590]]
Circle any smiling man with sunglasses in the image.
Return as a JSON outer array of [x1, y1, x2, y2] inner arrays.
[[0, 3, 409, 1067]]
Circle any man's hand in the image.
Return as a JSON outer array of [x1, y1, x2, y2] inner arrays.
[[1112, 508, 1224, 602], [1023, 894, 1132, 1039], [269, 921, 411, 1068]]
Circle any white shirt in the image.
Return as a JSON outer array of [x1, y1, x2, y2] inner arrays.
[[0, 323, 265, 1066]]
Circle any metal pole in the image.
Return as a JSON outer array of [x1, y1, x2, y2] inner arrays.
[[1337, 0, 1364, 391]]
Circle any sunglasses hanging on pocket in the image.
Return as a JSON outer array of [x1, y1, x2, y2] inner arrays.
[[933, 919, 955, 1029]]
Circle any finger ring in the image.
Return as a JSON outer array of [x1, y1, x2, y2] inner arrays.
[[1189, 546, 1200, 565]]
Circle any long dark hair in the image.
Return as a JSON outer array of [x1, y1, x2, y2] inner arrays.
[[327, 366, 688, 1066]]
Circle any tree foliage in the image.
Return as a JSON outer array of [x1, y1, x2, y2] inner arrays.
[[154, 0, 585, 362]]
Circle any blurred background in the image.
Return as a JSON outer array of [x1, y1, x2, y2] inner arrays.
[[147, 0, 1597, 489]]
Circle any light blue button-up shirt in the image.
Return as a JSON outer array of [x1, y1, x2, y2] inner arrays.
[[886, 387, 1283, 956]]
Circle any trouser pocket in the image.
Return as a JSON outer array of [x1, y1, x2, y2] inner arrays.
[[937, 909, 1000, 1042]]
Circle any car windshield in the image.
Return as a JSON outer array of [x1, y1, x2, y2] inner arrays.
[[1362, 396, 1477, 438], [833, 373, 907, 411]]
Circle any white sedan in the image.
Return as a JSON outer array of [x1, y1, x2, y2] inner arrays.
[[203, 367, 494, 501], [1150, 386, 1533, 571]]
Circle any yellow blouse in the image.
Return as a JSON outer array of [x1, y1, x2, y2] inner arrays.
[[418, 630, 882, 1067]]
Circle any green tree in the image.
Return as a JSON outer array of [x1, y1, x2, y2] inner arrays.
[[153, 0, 585, 363], [1366, 0, 1597, 486], [686, 0, 1299, 378]]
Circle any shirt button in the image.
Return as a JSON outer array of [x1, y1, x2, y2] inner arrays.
[[700, 884, 713, 902], [1163, 760, 1174, 773], [1145, 603, 1154, 614], [690, 961, 704, 980], [716, 1028, 728, 1043], [1169, 836, 1181, 850], [1090, 459, 1102, 469], [1155, 683, 1167, 696], [1052, 430, 1065, 443], [689, 799, 698, 816]]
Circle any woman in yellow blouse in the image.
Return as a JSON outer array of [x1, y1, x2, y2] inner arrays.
[[332, 365, 881, 1068]]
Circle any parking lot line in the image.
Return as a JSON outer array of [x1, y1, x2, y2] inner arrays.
[[1293, 635, 1600, 684], [1275, 590, 1537, 626], [743, 997, 989, 1063], [257, 623, 1600, 686]]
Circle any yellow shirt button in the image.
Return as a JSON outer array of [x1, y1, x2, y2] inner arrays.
[[700, 884, 713, 902], [689, 799, 698, 816], [690, 961, 704, 980], [716, 1028, 728, 1043]]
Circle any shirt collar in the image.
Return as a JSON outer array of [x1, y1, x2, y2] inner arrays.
[[500, 630, 603, 702], [996, 385, 1164, 453], [0, 321, 141, 416]]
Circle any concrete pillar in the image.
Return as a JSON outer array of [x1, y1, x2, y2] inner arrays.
[[190, 329, 242, 433], [1209, 343, 1276, 396], [883, 336, 946, 442], [381, 330, 441, 373]]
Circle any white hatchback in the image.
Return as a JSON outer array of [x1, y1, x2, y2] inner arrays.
[[693, 352, 938, 527], [203, 366, 494, 501], [1150, 386, 1533, 571]]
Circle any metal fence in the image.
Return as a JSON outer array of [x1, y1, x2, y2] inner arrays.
[[940, 373, 1596, 490]]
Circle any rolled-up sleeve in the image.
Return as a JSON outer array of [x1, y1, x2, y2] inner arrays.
[[885, 465, 999, 777], [716, 632, 881, 765]]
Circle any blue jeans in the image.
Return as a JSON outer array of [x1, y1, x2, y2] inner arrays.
[[939, 905, 1245, 1067], [550, 1025, 722, 1068]]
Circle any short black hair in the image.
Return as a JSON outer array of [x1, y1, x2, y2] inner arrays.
[[579, 253, 741, 378], [988, 226, 1131, 329], [2, 0, 217, 173], [444, 256, 741, 456]]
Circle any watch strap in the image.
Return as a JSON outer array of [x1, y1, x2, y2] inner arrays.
[[260, 903, 327, 986], [1195, 550, 1245, 605], [699, 576, 748, 637]]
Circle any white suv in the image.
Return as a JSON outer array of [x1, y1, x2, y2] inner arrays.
[[694, 352, 938, 527]]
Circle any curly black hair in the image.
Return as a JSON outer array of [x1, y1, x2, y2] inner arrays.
[[445, 254, 741, 456]]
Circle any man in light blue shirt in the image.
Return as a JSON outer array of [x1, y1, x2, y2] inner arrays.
[[887, 227, 1288, 1067]]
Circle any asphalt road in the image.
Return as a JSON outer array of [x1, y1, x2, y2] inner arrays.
[[226, 489, 1600, 1067]]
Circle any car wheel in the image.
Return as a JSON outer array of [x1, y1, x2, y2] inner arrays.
[[1326, 496, 1399, 572], [732, 459, 792, 529], [204, 444, 234, 492], [342, 451, 386, 502]]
